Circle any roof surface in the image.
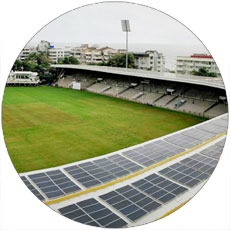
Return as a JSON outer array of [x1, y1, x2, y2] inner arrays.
[[51, 64, 225, 89]]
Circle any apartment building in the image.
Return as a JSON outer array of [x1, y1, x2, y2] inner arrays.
[[48, 47, 71, 63], [17, 42, 165, 72], [37, 40, 50, 52], [18, 46, 37, 61], [176, 54, 220, 76], [133, 50, 165, 72]]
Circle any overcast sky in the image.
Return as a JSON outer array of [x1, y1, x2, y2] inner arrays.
[[30, 2, 207, 46], [28, 2, 208, 69]]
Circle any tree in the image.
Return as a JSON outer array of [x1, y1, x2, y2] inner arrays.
[[106, 53, 136, 68], [12, 59, 23, 71], [12, 52, 56, 83], [192, 68, 217, 77], [58, 56, 79, 64]]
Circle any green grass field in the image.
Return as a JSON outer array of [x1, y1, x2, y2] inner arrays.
[[2, 86, 207, 173]]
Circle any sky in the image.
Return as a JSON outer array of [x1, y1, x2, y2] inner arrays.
[[28, 2, 208, 69]]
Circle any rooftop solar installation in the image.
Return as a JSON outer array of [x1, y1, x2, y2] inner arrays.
[[28, 169, 81, 199], [165, 133, 202, 149], [180, 128, 216, 141], [197, 122, 227, 134], [209, 118, 228, 128], [100, 185, 161, 221], [159, 153, 218, 187], [19, 112, 227, 228], [58, 198, 127, 228], [200, 144, 223, 159], [64, 155, 143, 188], [21, 176, 45, 201], [215, 138, 226, 148], [132, 174, 188, 203], [122, 140, 185, 167]]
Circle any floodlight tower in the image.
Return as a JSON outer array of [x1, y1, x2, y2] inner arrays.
[[121, 20, 131, 69]]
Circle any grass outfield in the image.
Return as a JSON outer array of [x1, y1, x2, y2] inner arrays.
[[2, 86, 207, 173]]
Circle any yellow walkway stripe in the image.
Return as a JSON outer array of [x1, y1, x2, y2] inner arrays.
[[156, 199, 191, 220], [45, 132, 226, 205]]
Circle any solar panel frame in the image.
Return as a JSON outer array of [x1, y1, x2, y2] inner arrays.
[[20, 176, 45, 201], [58, 198, 127, 228]]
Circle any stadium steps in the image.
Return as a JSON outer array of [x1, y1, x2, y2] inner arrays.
[[152, 94, 165, 103], [203, 101, 218, 114], [117, 87, 130, 95], [85, 81, 97, 88], [132, 92, 144, 100], [204, 103, 228, 118], [100, 85, 111, 93], [165, 95, 179, 105]]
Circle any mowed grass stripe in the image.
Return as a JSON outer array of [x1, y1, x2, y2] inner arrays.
[[2, 86, 206, 173]]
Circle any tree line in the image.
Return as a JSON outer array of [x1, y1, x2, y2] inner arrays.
[[12, 52, 136, 83]]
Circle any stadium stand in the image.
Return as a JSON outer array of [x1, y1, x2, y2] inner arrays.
[[53, 65, 227, 119]]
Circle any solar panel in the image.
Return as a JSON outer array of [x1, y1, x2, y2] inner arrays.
[[209, 119, 228, 129], [159, 154, 218, 187], [58, 198, 127, 228], [165, 133, 201, 149], [64, 155, 143, 189], [28, 170, 81, 198], [21, 176, 45, 201], [132, 174, 188, 203], [64, 165, 101, 188], [100, 185, 161, 221], [200, 144, 223, 159], [122, 140, 185, 167], [182, 128, 216, 141], [215, 138, 226, 148], [144, 140, 185, 157], [107, 154, 143, 172], [197, 122, 226, 134], [79, 161, 117, 183]]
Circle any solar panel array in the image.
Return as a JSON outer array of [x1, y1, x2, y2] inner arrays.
[[165, 133, 202, 149], [122, 140, 185, 167], [200, 144, 223, 159], [159, 153, 218, 187], [215, 138, 226, 148], [64, 155, 143, 188], [197, 122, 227, 134], [210, 118, 228, 128], [132, 174, 188, 203], [28, 170, 81, 199], [21, 176, 45, 201], [100, 185, 161, 222], [58, 198, 127, 228], [181, 128, 216, 141], [20, 115, 227, 204]]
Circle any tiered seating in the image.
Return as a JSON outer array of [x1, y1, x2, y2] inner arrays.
[[119, 88, 142, 100], [167, 97, 216, 116], [56, 76, 75, 88], [204, 104, 228, 118], [136, 92, 163, 104], [103, 86, 127, 96], [59, 73, 227, 118], [86, 83, 110, 93], [154, 95, 178, 107]]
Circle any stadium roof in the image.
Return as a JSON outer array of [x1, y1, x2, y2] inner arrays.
[[51, 64, 225, 90], [20, 113, 228, 227]]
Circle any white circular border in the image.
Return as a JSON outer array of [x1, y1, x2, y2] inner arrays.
[[0, 1, 230, 229]]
